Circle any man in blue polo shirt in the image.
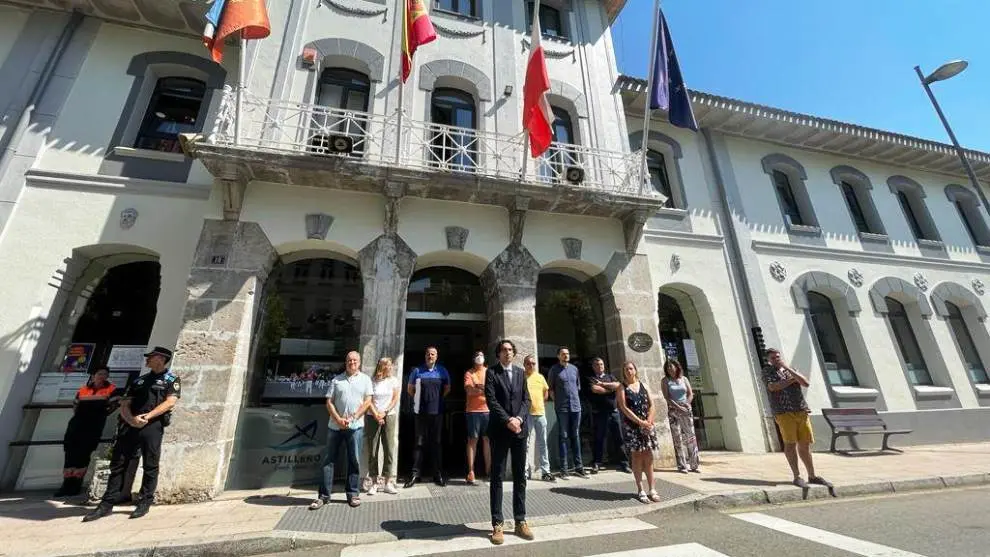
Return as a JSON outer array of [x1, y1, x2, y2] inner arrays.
[[404, 346, 451, 488], [548, 346, 586, 478]]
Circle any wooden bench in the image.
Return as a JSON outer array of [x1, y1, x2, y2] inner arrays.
[[822, 408, 912, 453]]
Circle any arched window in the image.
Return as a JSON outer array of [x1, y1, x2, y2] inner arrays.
[[762, 154, 817, 229], [830, 167, 885, 236], [954, 199, 990, 248], [527, 1, 566, 38], [436, 0, 477, 17], [945, 302, 989, 383], [539, 106, 577, 183], [407, 266, 485, 315], [135, 77, 206, 153], [772, 169, 805, 226], [807, 292, 858, 386], [840, 181, 870, 234], [897, 191, 927, 241], [551, 106, 574, 144], [317, 68, 370, 112], [885, 297, 932, 385], [888, 176, 940, 242], [535, 271, 607, 373], [429, 88, 477, 171], [647, 150, 674, 208]]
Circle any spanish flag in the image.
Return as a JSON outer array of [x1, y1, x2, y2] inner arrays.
[[203, 0, 271, 64], [401, 0, 437, 83]]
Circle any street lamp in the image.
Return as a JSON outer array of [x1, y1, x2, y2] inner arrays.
[[914, 60, 990, 219]]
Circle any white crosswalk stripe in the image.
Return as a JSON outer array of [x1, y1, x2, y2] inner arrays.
[[585, 544, 732, 557], [732, 512, 929, 557], [338, 517, 656, 557]]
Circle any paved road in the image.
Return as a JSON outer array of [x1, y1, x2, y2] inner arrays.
[[262, 486, 989, 557]]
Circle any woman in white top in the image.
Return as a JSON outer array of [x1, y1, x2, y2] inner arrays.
[[364, 357, 401, 495]]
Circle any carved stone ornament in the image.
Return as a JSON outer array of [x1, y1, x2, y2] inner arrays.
[[445, 226, 469, 251], [628, 332, 654, 353], [433, 19, 486, 39], [973, 278, 986, 296], [319, 0, 388, 18], [561, 237, 582, 260], [305, 213, 334, 240], [847, 268, 864, 288], [769, 261, 787, 282], [913, 272, 929, 292], [670, 253, 681, 272], [119, 208, 138, 230]]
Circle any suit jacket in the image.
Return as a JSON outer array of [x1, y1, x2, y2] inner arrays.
[[484, 363, 530, 440]]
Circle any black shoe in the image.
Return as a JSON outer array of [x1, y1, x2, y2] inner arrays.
[[403, 475, 420, 489], [573, 468, 588, 478], [590, 464, 601, 474], [129, 502, 151, 519], [542, 472, 557, 482], [82, 505, 112, 522], [434, 476, 447, 487], [558, 470, 570, 480], [619, 464, 633, 474]]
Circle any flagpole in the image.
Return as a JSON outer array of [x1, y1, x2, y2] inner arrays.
[[638, 0, 662, 196], [235, 34, 247, 146], [520, 135, 529, 180], [395, 76, 404, 164]]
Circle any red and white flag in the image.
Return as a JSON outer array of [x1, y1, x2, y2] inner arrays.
[[522, 0, 554, 158]]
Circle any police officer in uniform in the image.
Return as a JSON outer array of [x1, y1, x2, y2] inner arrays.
[[84, 346, 180, 521]]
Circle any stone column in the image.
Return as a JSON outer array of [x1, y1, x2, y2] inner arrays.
[[596, 252, 675, 468], [156, 220, 276, 503], [480, 244, 541, 363]]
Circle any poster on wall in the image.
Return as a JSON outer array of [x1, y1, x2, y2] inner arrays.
[[682, 339, 700, 370], [261, 360, 340, 399], [107, 345, 147, 371], [60, 343, 95, 374]]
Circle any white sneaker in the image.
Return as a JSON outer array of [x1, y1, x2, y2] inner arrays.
[[383, 481, 398, 495], [361, 476, 373, 492], [367, 482, 378, 496]]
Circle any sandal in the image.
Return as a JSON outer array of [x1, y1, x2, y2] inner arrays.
[[637, 490, 650, 504], [348, 496, 362, 508], [792, 477, 809, 488], [308, 498, 327, 511], [648, 490, 662, 503]]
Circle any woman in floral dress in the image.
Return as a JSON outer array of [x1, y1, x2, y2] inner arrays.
[[616, 361, 661, 503]]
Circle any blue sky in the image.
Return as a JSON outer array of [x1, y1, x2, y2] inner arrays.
[[612, 0, 990, 152]]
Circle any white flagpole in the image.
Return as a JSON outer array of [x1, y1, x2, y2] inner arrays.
[[638, 0, 662, 196], [520, 135, 530, 180], [395, 75, 404, 164], [235, 34, 247, 146]]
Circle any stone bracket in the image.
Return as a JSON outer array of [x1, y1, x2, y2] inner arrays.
[[219, 177, 247, 221], [509, 196, 530, 246], [383, 181, 406, 237], [622, 210, 650, 254]]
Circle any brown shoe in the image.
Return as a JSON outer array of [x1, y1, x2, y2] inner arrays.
[[491, 523, 504, 545], [515, 520, 534, 540]]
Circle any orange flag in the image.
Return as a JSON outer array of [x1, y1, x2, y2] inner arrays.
[[401, 0, 437, 83], [207, 0, 271, 63]]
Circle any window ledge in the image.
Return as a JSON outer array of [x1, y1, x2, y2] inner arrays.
[[112, 146, 187, 163], [655, 207, 688, 220], [786, 223, 822, 236], [830, 385, 879, 401], [432, 8, 482, 22], [974, 383, 990, 397], [912, 385, 955, 400], [858, 232, 890, 244], [917, 238, 945, 249]]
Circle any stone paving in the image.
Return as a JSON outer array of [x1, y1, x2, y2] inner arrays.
[[0, 442, 986, 557]]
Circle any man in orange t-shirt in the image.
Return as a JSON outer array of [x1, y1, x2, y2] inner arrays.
[[464, 350, 490, 485]]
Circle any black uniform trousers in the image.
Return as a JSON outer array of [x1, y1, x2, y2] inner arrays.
[[489, 430, 527, 525], [411, 413, 443, 478], [100, 420, 164, 506]]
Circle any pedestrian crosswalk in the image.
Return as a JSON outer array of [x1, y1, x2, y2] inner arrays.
[[732, 513, 927, 557], [585, 544, 731, 557]]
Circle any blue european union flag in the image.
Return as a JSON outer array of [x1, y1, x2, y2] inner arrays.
[[649, 8, 698, 132]]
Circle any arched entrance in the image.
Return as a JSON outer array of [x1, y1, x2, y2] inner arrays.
[[16, 257, 162, 490], [400, 266, 488, 478], [228, 256, 363, 490], [657, 285, 726, 450]]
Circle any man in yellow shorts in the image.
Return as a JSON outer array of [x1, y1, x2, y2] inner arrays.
[[763, 348, 830, 489]]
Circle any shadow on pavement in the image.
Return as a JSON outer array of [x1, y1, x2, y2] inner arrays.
[[380, 520, 484, 541], [243, 494, 313, 507], [833, 450, 902, 458], [549, 486, 633, 502], [0, 499, 93, 521], [700, 477, 786, 487]]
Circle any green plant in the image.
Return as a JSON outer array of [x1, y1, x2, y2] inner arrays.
[[260, 294, 289, 355]]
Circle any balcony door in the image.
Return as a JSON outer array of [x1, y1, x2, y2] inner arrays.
[[429, 88, 477, 172], [312, 68, 371, 155], [538, 106, 576, 183]]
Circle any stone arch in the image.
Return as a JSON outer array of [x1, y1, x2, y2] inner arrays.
[[414, 250, 490, 276], [830, 165, 872, 189], [944, 184, 979, 204], [306, 38, 385, 82], [548, 79, 588, 118], [867, 276, 933, 317], [541, 259, 604, 283], [761, 153, 808, 180], [930, 281, 987, 321], [274, 239, 360, 267], [419, 59, 492, 101], [887, 175, 926, 197], [791, 271, 862, 315], [628, 130, 683, 159], [126, 51, 227, 87]]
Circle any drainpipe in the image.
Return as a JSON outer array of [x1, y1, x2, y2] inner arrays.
[[701, 128, 774, 452], [0, 10, 84, 173]]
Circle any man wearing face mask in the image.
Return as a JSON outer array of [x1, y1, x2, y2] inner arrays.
[[464, 350, 490, 485]]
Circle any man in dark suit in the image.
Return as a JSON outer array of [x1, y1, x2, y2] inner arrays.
[[484, 339, 534, 545]]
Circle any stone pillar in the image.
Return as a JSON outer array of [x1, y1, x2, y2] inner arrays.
[[157, 220, 276, 503], [596, 252, 675, 468], [480, 244, 541, 363]]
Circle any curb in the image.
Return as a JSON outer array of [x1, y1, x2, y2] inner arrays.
[[46, 472, 989, 557]]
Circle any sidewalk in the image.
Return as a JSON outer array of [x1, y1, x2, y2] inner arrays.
[[1, 442, 986, 557]]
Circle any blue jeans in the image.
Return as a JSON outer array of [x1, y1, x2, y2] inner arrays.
[[592, 410, 628, 468], [527, 414, 550, 476], [319, 427, 363, 500], [556, 410, 583, 472]]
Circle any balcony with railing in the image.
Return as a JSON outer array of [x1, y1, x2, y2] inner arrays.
[[184, 89, 662, 220]]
